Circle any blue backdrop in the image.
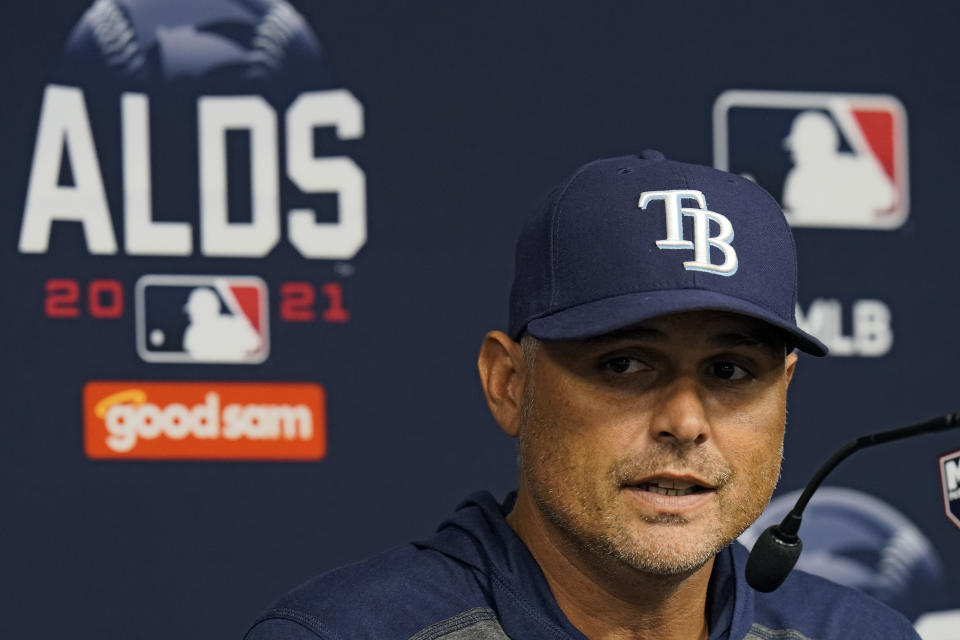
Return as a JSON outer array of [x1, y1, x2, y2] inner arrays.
[[2, 1, 958, 637]]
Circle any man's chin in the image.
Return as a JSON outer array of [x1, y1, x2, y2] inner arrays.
[[616, 543, 720, 576], [603, 523, 733, 577]]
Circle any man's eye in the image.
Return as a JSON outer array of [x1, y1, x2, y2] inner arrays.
[[710, 361, 750, 381], [603, 357, 646, 374]]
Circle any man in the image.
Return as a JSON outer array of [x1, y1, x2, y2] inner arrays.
[[245, 151, 919, 639]]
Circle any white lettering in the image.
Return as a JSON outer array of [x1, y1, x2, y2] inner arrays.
[[198, 96, 280, 257], [191, 392, 221, 439], [137, 403, 162, 440], [102, 392, 311, 453], [638, 190, 704, 249], [797, 299, 853, 356], [853, 299, 893, 357], [796, 298, 893, 357], [22, 87, 368, 258], [163, 403, 191, 439], [222, 403, 313, 440], [945, 459, 960, 493], [19, 85, 117, 254], [104, 404, 136, 453], [683, 208, 738, 275], [122, 93, 192, 255], [639, 189, 737, 275], [104, 391, 222, 453], [286, 90, 367, 259]]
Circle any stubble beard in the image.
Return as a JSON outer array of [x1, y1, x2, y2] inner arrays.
[[516, 395, 784, 577]]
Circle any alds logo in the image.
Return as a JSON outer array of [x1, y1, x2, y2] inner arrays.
[[20, 0, 365, 260], [84, 381, 325, 460], [20, 0, 362, 371]]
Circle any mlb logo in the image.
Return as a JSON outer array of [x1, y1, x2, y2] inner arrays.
[[135, 275, 269, 364], [939, 449, 960, 531], [713, 90, 909, 229]]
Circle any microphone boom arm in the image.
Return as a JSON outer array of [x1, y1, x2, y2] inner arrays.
[[781, 411, 960, 537], [745, 410, 960, 592]]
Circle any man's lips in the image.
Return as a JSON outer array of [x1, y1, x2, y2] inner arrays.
[[623, 474, 717, 495], [621, 474, 718, 513]]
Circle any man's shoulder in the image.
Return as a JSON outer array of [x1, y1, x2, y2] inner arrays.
[[722, 542, 919, 639], [244, 542, 498, 640], [749, 565, 919, 639]]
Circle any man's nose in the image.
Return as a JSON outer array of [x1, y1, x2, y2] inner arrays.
[[650, 377, 710, 446]]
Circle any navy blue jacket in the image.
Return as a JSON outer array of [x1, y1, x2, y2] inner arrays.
[[245, 492, 920, 639]]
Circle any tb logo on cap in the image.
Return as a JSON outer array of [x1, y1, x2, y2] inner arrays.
[[639, 190, 738, 276]]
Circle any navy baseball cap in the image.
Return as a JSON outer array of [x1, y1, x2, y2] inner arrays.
[[508, 150, 828, 356]]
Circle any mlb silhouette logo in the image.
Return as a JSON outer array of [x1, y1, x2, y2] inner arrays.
[[939, 449, 960, 531], [135, 275, 269, 364], [713, 90, 909, 229]]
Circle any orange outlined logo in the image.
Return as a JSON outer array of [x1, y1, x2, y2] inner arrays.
[[84, 381, 326, 460]]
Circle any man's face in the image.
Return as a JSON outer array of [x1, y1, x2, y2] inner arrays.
[[515, 310, 797, 575]]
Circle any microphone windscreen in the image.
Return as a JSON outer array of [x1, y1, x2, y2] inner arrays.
[[745, 525, 803, 592]]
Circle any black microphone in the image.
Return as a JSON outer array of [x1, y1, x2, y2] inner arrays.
[[745, 410, 960, 593]]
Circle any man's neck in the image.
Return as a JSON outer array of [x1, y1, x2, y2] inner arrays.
[[507, 491, 712, 640]]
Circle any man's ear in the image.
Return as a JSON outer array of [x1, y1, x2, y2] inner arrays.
[[785, 351, 798, 386], [477, 331, 527, 437]]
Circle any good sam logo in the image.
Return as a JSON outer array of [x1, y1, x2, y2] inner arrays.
[[84, 381, 326, 460]]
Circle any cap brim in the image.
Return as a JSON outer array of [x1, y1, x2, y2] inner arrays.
[[524, 289, 828, 356]]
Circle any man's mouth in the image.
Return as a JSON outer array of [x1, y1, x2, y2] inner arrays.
[[628, 477, 715, 497]]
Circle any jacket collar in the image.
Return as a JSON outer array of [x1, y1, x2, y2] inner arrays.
[[418, 491, 749, 639]]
